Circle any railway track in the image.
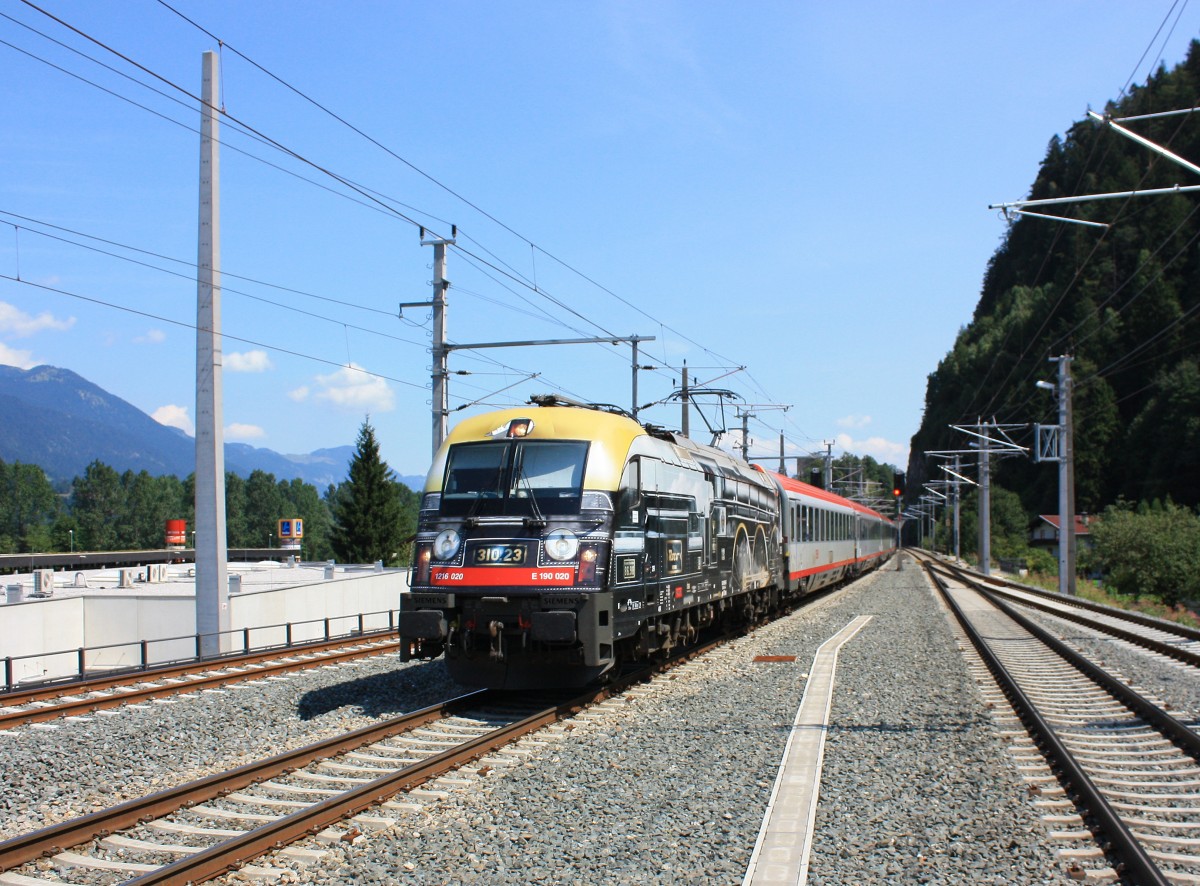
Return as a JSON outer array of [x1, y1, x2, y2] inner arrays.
[[0, 632, 401, 731], [0, 689, 576, 885], [0, 629, 733, 885], [922, 555, 1200, 670], [922, 558, 1200, 884]]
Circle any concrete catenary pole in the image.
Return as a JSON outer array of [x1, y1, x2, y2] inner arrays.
[[1055, 355, 1076, 595], [978, 424, 991, 575], [680, 362, 689, 438], [631, 338, 641, 422], [952, 455, 962, 563], [194, 50, 228, 657], [430, 238, 450, 454]]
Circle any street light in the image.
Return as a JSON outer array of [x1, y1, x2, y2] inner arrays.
[[69, 529, 74, 553]]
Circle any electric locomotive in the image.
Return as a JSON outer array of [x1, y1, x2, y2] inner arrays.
[[398, 396, 894, 689]]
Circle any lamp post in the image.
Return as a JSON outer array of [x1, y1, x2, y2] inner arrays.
[[69, 529, 74, 553]]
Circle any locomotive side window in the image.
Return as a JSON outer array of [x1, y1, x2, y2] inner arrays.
[[617, 458, 641, 530]]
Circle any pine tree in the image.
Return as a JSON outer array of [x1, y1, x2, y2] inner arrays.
[[329, 418, 405, 565]]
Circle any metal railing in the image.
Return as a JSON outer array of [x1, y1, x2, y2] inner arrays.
[[3, 608, 400, 692]]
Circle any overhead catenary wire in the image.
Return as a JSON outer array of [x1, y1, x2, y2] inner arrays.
[[0, 211, 404, 322], [961, 0, 1196, 423], [991, 211, 1200, 423], [0, 20, 451, 235], [152, 0, 765, 380], [7, 1, 801, 443], [0, 213, 587, 413], [0, 273, 427, 391], [5, 8, 759, 421], [147, 1, 787, 413], [14, 0, 434, 235]]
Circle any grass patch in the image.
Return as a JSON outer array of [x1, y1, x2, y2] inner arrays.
[[1003, 568, 1200, 628], [1074, 581, 1200, 629]]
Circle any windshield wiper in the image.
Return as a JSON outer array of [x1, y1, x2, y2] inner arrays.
[[461, 447, 508, 528], [512, 447, 547, 529]]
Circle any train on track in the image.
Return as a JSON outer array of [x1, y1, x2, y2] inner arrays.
[[399, 397, 896, 689]]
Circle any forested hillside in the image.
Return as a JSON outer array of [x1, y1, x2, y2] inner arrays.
[[910, 42, 1200, 517]]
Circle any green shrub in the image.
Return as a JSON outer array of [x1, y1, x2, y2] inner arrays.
[[1089, 500, 1200, 606]]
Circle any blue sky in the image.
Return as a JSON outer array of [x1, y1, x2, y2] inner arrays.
[[2, 1, 1198, 478]]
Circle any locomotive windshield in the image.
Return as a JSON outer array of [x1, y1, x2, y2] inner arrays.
[[441, 440, 589, 516]]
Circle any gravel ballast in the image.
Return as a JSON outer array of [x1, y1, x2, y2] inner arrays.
[[2, 559, 1106, 883], [259, 560, 1074, 884]]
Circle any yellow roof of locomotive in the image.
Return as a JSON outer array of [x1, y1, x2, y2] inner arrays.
[[423, 406, 647, 494]]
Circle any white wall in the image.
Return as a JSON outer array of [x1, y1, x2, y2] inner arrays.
[[0, 570, 409, 687]]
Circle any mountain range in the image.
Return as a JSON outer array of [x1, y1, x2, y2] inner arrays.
[[0, 365, 423, 490]]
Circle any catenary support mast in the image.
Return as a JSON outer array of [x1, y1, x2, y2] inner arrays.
[[194, 50, 228, 657], [1054, 356, 1076, 595]]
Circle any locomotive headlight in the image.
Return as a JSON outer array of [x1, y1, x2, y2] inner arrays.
[[414, 544, 433, 585], [544, 529, 579, 561], [433, 528, 462, 560], [578, 544, 599, 582]]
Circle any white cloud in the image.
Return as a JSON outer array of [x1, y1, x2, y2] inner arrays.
[[835, 433, 907, 464], [0, 342, 36, 369], [0, 301, 75, 338], [312, 363, 394, 412], [226, 350, 274, 373], [287, 386, 310, 402], [226, 423, 266, 441], [135, 329, 167, 344], [837, 414, 872, 430], [153, 404, 194, 436]]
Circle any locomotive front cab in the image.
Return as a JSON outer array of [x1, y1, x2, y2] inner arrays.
[[400, 409, 634, 689]]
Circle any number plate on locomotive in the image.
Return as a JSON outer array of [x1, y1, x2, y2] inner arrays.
[[473, 544, 527, 565]]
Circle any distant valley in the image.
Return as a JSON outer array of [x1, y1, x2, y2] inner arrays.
[[0, 365, 424, 490]]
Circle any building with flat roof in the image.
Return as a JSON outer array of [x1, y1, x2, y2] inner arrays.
[[0, 559, 408, 689]]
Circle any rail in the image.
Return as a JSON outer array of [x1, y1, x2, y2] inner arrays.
[[923, 559, 1178, 885]]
